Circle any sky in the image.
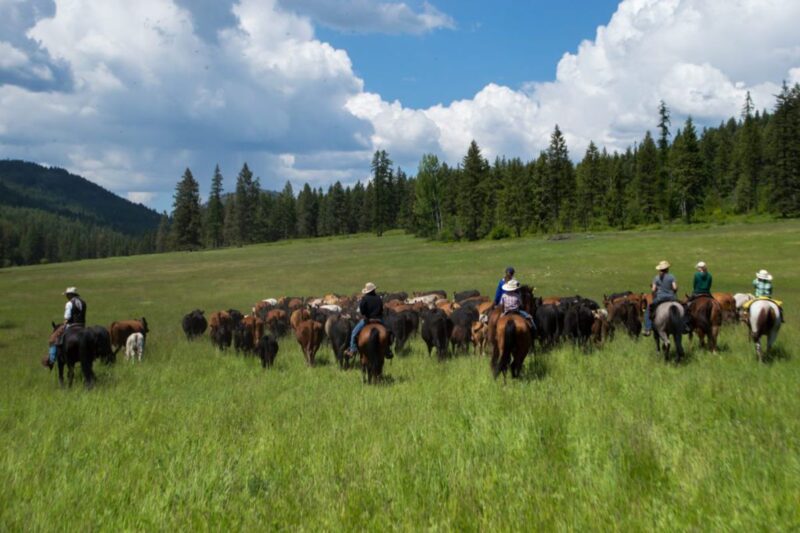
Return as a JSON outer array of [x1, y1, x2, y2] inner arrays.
[[1, 0, 799, 212]]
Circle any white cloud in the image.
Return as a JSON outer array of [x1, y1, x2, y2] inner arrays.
[[278, 0, 454, 34], [353, 0, 800, 165], [1, 0, 799, 211], [127, 191, 156, 205]]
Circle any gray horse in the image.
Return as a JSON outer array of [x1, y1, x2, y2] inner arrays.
[[652, 302, 685, 362]]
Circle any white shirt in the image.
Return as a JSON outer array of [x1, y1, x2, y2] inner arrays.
[[64, 299, 82, 321]]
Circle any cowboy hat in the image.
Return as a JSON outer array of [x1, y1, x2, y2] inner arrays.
[[655, 260, 671, 271], [361, 282, 377, 294], [502, 279, 521, 292], [63, 286, 79, 295], [756, 269, 773, 281], [696, 261, 707, 269]]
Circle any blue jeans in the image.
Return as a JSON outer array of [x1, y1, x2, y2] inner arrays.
[[504, 310, 535, 330], [349, 319, 366, 352], [48, 345, 58, 364]]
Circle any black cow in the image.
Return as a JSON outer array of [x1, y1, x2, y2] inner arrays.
[[386, 311, 411, 352], [454, 289, 480, 303], [382, 292, 408, 303], [256, 335, 279, 368], [327, 315, 355, 369], [182, 309, 208, 340], [534, 304, 563, 349], [421, 309, 451, 360], [87, 325, 114, 364], [233, 322, 255, 354], [451, 306, 478, 330], [563, 303, 595, 346]]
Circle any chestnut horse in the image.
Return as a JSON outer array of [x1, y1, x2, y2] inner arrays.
[[686, 295, 722, 352], [488, 285, 536, 380], [357, 322, 391, 384]]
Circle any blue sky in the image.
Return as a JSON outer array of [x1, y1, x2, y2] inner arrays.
[[319, 1, 621, 108], [1, 0, 799, 212]]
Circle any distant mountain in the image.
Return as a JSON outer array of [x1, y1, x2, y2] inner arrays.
[[0, 160, 160, 235]]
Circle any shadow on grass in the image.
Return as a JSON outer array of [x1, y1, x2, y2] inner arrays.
[[0, 319, 14, 329], [521, 356, 549, 381], [763, 344, 791, 364]]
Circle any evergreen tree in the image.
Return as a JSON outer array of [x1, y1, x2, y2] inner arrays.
[[770, 82, 800, 216], [171, 168, 202, 250], [657, 101, 673, 219], [296, 183, 318, 237], [234, 163, 259, 244], [222, 197, 238, 245], [155, 211, 172, 253], [371, 150, 392, 236], [544, 126, 575, 230], [496, 157, 530, 236], [413, 154, 444, 237], [458, 140, 489, 240], [635, 132, 660, 223], [671, 118, 704, 222], [274, 181, 297, 240], [205, 164, 225, 248], [733, 95, 763, 213]]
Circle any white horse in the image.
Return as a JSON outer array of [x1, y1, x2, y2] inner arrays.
[[125, 332, 145, 362], [734, 293, 754, 317], [746, 299, 781, 362], [652, 302, 686, 362]]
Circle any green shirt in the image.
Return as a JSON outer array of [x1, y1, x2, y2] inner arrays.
[[693, 271, 712, 295]]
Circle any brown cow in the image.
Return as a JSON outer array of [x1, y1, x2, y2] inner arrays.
[[712, 292, 737, 323], [109, 317, 149, 355], [290, 308, 311, 331], [295, 319, 323, 366], [435, 300, 460, 316], [209, 311, 233, 349], [477, 301, 494, 317], [450, 324, 470, 354], [541, 296, 562, 305], [471, 321, 487, 355], [286, 298, 304, 312], [265, 309, 288, 337], [240, 314, 265, 350]]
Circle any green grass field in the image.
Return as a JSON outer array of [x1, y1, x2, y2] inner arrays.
[[1, 221, 799, 530]]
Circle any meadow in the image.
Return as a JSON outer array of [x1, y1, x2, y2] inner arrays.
[[1, 220, 799, 531]]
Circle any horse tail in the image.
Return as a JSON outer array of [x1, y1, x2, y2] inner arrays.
[[759, 306, 777, 337], [668, 304, 683, 336], [503, 320, 516, 360], [694, 301, 711, 334], [78, 329, 96, 387]]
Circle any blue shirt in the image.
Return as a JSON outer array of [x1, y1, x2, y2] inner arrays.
[[493, 279, 506, 305]]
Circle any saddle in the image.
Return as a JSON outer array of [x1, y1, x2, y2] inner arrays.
[[742, 297, 782, 310], [367, 318, 384, 325]]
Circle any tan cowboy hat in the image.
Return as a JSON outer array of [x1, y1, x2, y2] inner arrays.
[[756, 269, 773, 281], [361, 282, 377, 294], [502, 279, 520, 292], [63, 286, 79, 295], [655, 260, 671, 271], [696, 261, 707, 269]]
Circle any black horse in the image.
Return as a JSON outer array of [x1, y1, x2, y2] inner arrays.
[[48, 322, 99, 389]]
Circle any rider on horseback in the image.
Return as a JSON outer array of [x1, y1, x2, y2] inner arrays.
[[42, 286, 86, 369], [346, 282, 393, 359], [500, 279, 535, 330], [751, 269, 785, 323], [686, 261, 713, 310], [644, 261, 690, 335], [493, 266, 515, 306]]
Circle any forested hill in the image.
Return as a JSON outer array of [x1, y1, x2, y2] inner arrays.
[[0, 160, 160, 235]]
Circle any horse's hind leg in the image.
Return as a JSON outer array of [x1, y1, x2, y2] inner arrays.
[[57, 360, 65, 388], [81, 359, 95, 390], [67, 364, 75, 388]]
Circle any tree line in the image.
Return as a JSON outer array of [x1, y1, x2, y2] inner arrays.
[[167, 83, 800, 250], [0, 206, 154, 267]]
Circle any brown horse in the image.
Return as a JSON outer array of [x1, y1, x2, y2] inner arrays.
[[492, 313, 532, 379], [357, 322, 391, 384], [686, 295, 723, 352], [712, 292, 737, 323], [488, 285, 535, 380], [295, 319, 323, 366]]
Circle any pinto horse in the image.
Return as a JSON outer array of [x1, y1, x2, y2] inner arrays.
[[685, 295, 722, 352], [357, 322, 391, 384], [48, 323, 98, 389], [746, 299, 782, 362]]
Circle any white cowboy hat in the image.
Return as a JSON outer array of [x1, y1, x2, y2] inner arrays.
[[502, 279, 521, 292], [756, 269, 773, 281], [63, 286, 78, 295], [361, 282, 377, 294], [655, 260, 671, 271], [696, 261, 707, 269]]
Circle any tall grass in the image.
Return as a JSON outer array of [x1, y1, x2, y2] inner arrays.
[[1, 221, 799, 530]]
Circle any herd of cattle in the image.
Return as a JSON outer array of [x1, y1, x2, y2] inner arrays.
[[179, 288, 749, 374]]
